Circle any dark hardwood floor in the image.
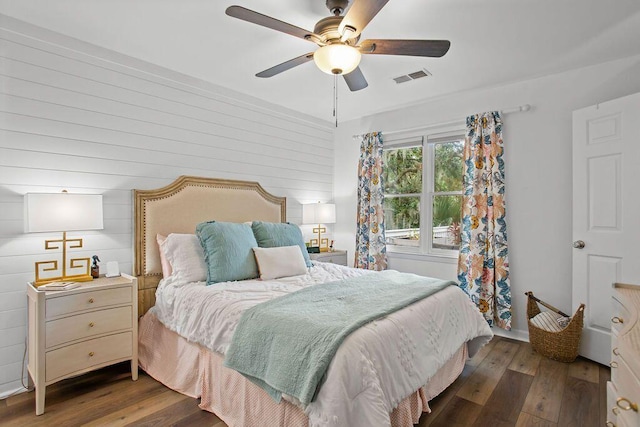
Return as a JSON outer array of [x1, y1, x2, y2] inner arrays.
[[0, 337, 609, 426]]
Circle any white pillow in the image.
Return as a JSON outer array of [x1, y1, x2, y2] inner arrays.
[[163, 233, 207, 283], [253, 245, 308, 280], [156, 234, 173, 278]]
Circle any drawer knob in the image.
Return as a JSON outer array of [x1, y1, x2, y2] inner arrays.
[[616, 397, 638, 412], [89, 352, 95, 357], [89, 322, 95, 328], [611, 316, 624, 324], [612, 347, 620, 356], [88, 298, 94, 304], [610, 361, 618, 368]]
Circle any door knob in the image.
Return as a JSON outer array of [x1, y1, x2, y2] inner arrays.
[[573, 240, 585, 249]]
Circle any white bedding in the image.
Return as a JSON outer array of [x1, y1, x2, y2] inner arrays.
[[152, 262, 493, 427]]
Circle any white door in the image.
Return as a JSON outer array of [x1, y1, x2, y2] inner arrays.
[[572, 92, 640, 365]]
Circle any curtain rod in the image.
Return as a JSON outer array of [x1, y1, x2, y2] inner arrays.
[[352, 104, 532, 139]]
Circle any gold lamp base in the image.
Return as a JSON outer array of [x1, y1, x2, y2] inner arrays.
[[33, 231, 94, 287], [34, 273, 93, 287], [310, 224, 330, 252]]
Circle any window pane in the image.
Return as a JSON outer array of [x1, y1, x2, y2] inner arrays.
[[434, 140, 464, 192], [383, 146, 422, 195], [384, 196, 420, 247], [432, 195, 462, 250]]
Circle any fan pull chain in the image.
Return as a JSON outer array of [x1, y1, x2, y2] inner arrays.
[[333, 73, 338, 127]]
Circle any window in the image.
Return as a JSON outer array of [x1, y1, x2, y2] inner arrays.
[[382, 132, 464, 257], [383, 144, 423, 248]]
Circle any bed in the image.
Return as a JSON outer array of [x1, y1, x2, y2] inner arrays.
[[134, 175, 493, 427]]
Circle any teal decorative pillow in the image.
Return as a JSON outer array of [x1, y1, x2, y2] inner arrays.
[[196, 221, 259, 284], [251, 221, 312, 267]]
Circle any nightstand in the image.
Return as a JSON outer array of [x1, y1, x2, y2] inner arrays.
[[309, 250, 348, 266], [27, 274, 138, 415]]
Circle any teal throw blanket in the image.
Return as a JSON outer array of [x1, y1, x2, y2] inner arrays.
[[224, 270, 454, 406]]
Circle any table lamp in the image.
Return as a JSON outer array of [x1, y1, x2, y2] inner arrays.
[[24, 192, 104, 286], [302, 202, 336, 252]]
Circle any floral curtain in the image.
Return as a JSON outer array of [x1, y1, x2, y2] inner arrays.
[[355, 132, 387, 271], [457, 112, 511, 330]]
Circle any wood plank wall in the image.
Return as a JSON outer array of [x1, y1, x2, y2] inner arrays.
[[0, 15, 334, 398]]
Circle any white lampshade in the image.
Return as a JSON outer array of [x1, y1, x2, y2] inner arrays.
[[313, 44, 361, 75], [303, 203, 336, 225], [24, 193, 104, 232]]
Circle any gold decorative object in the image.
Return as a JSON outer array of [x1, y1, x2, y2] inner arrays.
[[303, 202, 336, 253], [24, 192, 104, 286], [310, 224, 329, 252], [616, 397, 638, 412], [34, 231, 92, 285]]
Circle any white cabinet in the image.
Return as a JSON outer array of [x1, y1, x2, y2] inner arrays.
[[27, 275, 138, 415], [607, 283, 640, 427], [309, 250, 348, 266]]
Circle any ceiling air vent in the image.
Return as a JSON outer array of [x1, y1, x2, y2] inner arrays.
[[393, 68, 432, 84]]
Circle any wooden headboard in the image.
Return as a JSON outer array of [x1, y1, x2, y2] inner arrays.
[[133, 175, 286, 315]]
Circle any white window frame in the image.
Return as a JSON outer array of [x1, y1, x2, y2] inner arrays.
[[383, 128, 465, 260]]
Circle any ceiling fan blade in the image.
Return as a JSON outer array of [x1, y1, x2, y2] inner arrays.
[[256, 53, 315, 78], [343, 67, 368, 91], [359, 39, 451, 57], [226, 6, 316, 42], [339, 0, 390, 40]]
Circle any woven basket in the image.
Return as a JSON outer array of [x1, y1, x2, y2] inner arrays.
[[525, 291, 585, 363]]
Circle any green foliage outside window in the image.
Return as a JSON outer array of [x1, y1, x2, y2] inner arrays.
[[383, 147, 422, 231], [434, 142, 464, 193], [433, 195, 462, 227], [433, 141, 463, 227], [383, 147, 423, 195], [383, 141, 463, 233]]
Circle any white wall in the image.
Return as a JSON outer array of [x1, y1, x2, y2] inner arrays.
[[0, 16, 333, 398], [334, 54, 640, 340]]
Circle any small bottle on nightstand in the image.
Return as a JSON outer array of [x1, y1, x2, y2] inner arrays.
[[91, 255, 100, 278]]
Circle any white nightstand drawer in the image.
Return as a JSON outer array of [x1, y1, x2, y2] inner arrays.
[[612, 331, 619, 385], [309, 250, 347, 266], [321, 255, 346, 265], [46, 286, 131, 318], [609, 283, 640, 427], [46, 306, 132, 348], [615, 358, 640, 426], [618, 412, 633, 427], [45, 332, 133, 382], [612, 296, 630, 335], [607, 381, 618, 426]]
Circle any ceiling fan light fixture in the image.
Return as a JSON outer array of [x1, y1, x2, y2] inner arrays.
[[313, 44, 361, 75]]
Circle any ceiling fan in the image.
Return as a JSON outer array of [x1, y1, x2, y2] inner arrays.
[[225, 0, 451, 92]]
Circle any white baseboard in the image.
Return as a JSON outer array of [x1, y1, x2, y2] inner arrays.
[[0, 383, 28, 400]]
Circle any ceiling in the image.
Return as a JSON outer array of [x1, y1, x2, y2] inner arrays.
[[1, 0, 640, 123]]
